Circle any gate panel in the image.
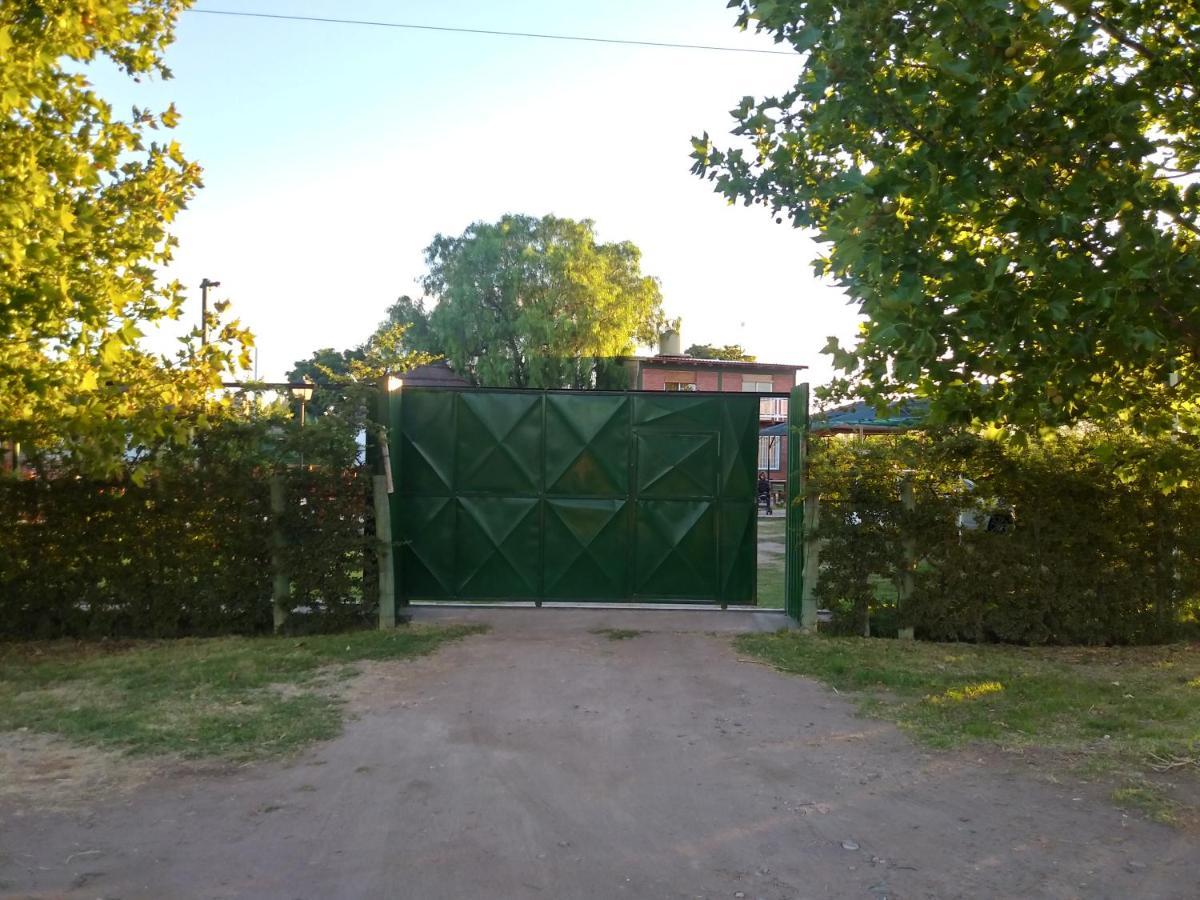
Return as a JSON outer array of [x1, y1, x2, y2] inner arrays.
[[398, 389, 455, 496], [635, 432, 718, 499], [543, 498, 629, 598], [457, 392, 542, 495], [634, 499, 718, 598], [544, 394, 629, 497], [388, 387, 759, 604], [456, 496, 541, 597], [718, 500, 756, 604], [719, 398, 759, 500], [397, 495, 456, 597]]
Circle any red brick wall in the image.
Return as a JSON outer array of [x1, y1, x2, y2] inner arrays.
[[772, 371, 798, 391], [640, 368, 693, 391], [637, 364, 799, 393]]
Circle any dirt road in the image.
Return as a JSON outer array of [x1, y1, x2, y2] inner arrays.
[[1, 607, 1193, 899]]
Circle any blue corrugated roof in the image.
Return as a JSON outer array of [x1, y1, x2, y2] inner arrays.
[[760, 399, 928, 435]]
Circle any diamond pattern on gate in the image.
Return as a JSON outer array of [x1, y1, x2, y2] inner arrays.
[[543, 499, 627, 597], [719, 398, 759, 498], [456, 392, 542, 495], [636, 433, 718, 499], [545, 394, 629, 496], [634, 500, 717, 597], [456, 496, 541, 597], [398, 496, 456, 596], [719, 501, 756, 604], [633, 394, 717, 430], [399, 390, 456, 495]]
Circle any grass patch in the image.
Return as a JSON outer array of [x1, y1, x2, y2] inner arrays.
[[756, 516, 786, 609], [736, 632, 1200, 823], [0, 625, 485, 760], [591, 628, 644, 641]]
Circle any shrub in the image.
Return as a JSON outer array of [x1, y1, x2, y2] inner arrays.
[[0, 415, 375, 639], [810, 430, 1200, 645]]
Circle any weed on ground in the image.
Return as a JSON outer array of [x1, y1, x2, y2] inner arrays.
[[736, 631, 1200, 825], [0, 625, 486, 760], [590, 628, 645, 641]]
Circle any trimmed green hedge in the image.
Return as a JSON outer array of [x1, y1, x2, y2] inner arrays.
[[0, 467, 374, 639], [810, 431, 1200, 644]]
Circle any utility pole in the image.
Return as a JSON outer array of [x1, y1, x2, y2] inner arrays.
[[200, 278, 220, 345]]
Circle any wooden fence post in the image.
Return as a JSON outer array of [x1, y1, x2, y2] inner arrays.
[[800, 492, 822, 631], [269, 474, 289, 634], [375, 473, 396, 629], [372, 377, 400, 629], [897, 474, 916, 640]]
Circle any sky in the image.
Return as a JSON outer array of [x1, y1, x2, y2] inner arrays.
[[92, 0, 862, 385]]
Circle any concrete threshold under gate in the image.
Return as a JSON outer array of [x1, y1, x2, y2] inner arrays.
[[407, 603, 793, 634]]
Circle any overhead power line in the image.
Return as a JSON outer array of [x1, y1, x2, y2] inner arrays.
[[184, 8, 795, 57]]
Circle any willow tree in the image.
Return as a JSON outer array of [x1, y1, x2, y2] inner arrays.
[[693, 1, 1199, 460], [391, 214, 666, 389], [0, 0, 251, 475]]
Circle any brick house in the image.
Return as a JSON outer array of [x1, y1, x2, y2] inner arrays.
[[623, 332, 804, 492]]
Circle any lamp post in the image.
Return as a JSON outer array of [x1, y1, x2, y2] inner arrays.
[[290, 379, 315, 468], [199, 278, 220, 345]]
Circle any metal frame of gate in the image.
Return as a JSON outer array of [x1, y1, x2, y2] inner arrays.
[[371, 381, 813, 623]]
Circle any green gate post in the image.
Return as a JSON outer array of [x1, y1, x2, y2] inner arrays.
[[784, 384, 813, 628]]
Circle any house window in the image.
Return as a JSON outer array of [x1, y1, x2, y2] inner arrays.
[[742, 379, 774, 392], [759, 397, 787, 421], [758, 436, 781, 471], [664, 382, 696, 391]]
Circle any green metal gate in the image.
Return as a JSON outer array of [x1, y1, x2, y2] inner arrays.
[[381, 387, 760, 604]]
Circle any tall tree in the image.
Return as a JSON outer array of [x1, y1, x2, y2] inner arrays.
[[693, 1, 1199, 448], [391, 214, 666, 389], [686, 343, 757, 362], [0, 0, 251, 476]]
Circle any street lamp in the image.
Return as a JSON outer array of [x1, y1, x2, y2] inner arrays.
[[290, 379, 314, 428], [200, 278, 221, 346], [291, 379, 315, 470]]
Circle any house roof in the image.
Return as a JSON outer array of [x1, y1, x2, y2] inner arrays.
[[402, 360, 471, 387], [759, 399, 928, 436], [630, 355, 806, 373]]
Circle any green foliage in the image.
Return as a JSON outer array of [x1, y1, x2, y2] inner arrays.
[[0, 0, 254, 475], [686, 343, 757, 361], [809, 430, 1200, 644], [392, 214, 666, 388], [694, 1, 1200, 478], [287, 323, 432, 418], [0, 413, 377, 639], [0, 625, 486, 758]]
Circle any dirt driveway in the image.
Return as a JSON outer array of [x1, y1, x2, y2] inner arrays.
[[1, 608, 1194, 899]]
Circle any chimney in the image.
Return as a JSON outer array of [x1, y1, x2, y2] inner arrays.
[[658, 328, 681, 356]]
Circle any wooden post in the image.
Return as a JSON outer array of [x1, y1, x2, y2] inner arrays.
[[372, 377, 401, 628], [800, 492, 823, 631], [269, 475, 289, 634], [374, 474, 396, 629], [897, 474, 916, 640]]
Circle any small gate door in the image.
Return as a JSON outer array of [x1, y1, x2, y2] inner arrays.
[[384, 387, 758, 604]]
